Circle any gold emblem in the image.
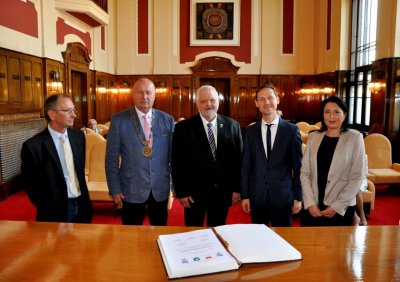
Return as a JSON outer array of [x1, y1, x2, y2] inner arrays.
[[142, 146, 152, 157]]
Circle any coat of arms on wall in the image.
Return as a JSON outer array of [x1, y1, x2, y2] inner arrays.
[[190, 0, 240, 46]]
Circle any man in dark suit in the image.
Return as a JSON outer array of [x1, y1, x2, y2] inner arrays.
[[241, 84, 302, 227], [172, 85, 243, 227], [21, 94, 92, 223]]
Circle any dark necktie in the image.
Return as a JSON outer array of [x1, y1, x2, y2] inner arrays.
[[266, 124, 272, 160], [207, 123, 216, 161]]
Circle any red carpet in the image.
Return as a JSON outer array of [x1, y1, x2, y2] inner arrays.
[[1, 186, 399, 226]]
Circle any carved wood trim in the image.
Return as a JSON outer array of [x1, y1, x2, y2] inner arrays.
[[62, 42, 92, 65], [190, 57, 239, 73]]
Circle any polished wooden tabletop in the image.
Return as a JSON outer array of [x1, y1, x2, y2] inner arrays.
[[0, 221, 398, 281]]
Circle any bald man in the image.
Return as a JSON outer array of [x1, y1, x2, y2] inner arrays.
[[106, 78, 175, 226]]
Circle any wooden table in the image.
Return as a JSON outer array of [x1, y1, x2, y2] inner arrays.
[[0, 221, 398, 281]]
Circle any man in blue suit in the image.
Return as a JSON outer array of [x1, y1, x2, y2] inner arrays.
[[105, 78, 174, 225], [241, 84, 302, 227]]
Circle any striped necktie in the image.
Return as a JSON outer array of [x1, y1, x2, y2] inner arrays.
[[207, 123, 216, 161]]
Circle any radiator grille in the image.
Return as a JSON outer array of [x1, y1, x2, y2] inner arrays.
[[0, 118, 46, 184]]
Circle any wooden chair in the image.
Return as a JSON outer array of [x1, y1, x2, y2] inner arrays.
[[86, 139, 112, 201], [364, 133, 400, 185], [104, 121, 111, 128]]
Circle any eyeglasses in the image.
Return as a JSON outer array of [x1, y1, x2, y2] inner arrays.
[[53, 108, 78, 114]]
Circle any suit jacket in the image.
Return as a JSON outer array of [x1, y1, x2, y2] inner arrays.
[[241, 119, 302, 209], [301, 129, 365, 216], [105, 108, 174, 203], [171, 114, 243, 205], [21, 127, 92, 222]]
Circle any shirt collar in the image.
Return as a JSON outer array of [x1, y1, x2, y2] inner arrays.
[[200, 114, 217, 128], [48, 124, 68, 140], [262, 116, 279, 126], [135, 107, 153, 119]]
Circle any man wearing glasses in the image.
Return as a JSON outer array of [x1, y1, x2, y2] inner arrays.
[[21, 94, 93, 223]]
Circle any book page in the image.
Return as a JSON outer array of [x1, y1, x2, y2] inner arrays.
[[157, 229, 239, 279], [214, 224, 302, 264]]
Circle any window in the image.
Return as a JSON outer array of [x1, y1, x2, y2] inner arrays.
[[344, 0, 378, 130]]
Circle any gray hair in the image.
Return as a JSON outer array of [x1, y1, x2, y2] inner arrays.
[[196, 85, 218, 101]]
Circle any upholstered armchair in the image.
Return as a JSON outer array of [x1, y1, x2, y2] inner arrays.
[[296, 122, 320, 144], [85, 132, 105, 175], [86, 139, 112, 201], [364, 133, 400, 185], [96, 123, 109, 131]]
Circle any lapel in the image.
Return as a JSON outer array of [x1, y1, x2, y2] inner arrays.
[[269, 118, 287, 163], [254, 121, 266, 158], [329, 131, 346, 173], [152, 110, 159, 148], [67, 129, 81, 170], [43, 128, 64, 175], [130, 107, 147, 145], [216, 115, 225, 155]]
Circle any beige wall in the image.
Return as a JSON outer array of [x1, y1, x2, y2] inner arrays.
[[1, 0, 399, 75]]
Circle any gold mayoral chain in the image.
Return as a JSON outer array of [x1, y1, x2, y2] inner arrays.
[[131, 110, 154, 157]]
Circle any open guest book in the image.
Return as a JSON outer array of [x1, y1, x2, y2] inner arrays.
[[157, 224, 302, 279]]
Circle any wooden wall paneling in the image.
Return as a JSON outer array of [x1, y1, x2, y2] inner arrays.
[[88, 70, 95, 121], [0, 55, 7, 103], [44, 59, 64, 99], [21, 59, 33, 103], [108, 75, 120, 117], [170, 76, 192, 120], [32, 61, 43, 115], [95, 71, 109, 124], [116, 76, 133, 115], [237, 76, 259, 126], [278, 76, 299, 122], [180, 77, 193, 119], [153, 75, 171, 115], [7, 56, 21, 103], [170, 77, 183, 120]]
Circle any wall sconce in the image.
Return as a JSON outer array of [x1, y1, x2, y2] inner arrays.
[[97, 79, 107, 93], [48, 70, 63, 93], [368, 81, 386, 93], [109, 81, 118, 94], [155, 81, 168, 94], [298, 82, 335, 95], [118, 81, 131, 94]]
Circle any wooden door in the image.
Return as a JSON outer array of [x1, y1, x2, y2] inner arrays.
[[71, 71, 88, 128]]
